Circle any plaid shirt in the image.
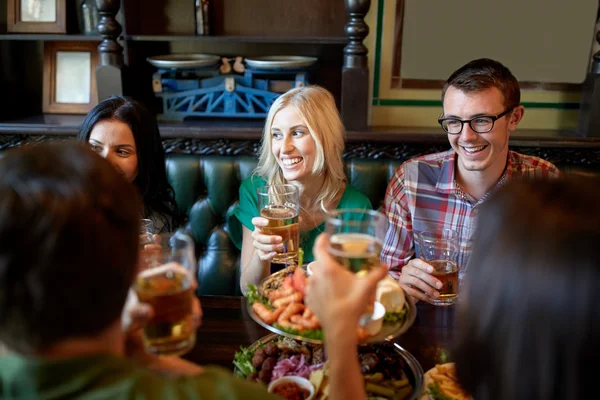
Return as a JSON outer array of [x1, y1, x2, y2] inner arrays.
[[382, 149, 560, 279]]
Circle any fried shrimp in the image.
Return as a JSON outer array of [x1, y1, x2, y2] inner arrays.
[[252, 303, 285, 325], [290, 314, 321, 330], [272, 292, 303, 308], [277, 302, 305, 331]]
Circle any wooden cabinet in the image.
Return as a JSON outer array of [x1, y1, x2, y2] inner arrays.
[[0, 0, 371, 134]]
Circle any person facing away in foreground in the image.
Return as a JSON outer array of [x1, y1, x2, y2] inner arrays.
[[0, 142, 385, 400], [0, 143, 273, 398], [454, 177, 600, 400], [382, 58, 560, 303], [78, 95, 180, 233], [229, 85, 372, 292]]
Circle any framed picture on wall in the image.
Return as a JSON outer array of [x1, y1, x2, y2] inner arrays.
[[7, 0, 66, 33], [43, 41, 98, 114]]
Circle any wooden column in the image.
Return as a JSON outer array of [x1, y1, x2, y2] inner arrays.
[[577, 5, 600, 137], [341, 0, 371, 132], [95, 0, 123, 100]]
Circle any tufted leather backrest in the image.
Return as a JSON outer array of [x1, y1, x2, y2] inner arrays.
[[165, 155, 403, 295]]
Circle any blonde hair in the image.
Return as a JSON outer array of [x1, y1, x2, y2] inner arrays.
[[255, 86, 346, 212]]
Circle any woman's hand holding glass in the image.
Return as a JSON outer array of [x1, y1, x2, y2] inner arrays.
[[250, 216, 284, 261]]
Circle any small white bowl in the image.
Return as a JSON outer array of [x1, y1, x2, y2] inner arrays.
[[306, 262, 315, 276], [268, 376, 315, 400], [359, 301, 386, 335]]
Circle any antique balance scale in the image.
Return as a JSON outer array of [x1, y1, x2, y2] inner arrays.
[[147, 54, 318, 120]]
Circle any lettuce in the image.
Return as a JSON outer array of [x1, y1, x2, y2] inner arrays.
[[273, 323, 324, 341], [383, 307, 407, 324], [245, 284, 270, 308], [233, 345, 256, 378]]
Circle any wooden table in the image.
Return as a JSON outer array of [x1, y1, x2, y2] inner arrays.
[[185, 295, 457, 373]]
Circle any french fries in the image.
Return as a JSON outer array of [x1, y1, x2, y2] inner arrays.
[[427, 363, 469, 400], [310, 363, 413, 400]]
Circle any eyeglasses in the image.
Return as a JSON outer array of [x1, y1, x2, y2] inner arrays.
[[438, 108, 513, 134]]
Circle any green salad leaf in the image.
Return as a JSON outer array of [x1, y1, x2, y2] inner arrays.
[[273, 323, 324, 340], [383, 307, 407, 324], [245, 284, 270, 308], [428, 381, 453, 400], [233, 345, 256, 378]]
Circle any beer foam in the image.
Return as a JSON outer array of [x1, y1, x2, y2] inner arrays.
[[139, 262, 190, 279]]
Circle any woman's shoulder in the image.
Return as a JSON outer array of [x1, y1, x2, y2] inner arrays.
[[338, 184, 373, 209], [240, 175, 267, 192]]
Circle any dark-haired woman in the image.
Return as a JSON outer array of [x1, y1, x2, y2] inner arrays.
[[454, 177, 600, 400], [78, 95, 180, 232]]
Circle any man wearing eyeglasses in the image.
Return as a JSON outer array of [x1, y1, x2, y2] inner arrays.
[[382, 58, 560, 303]]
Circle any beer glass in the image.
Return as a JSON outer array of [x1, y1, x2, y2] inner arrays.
[[324, 209, 388, 273], [134, 230, 197, 356], [257, 184, 300, 264], [139, 219, 155, 246], [418, 229, 459, 306]]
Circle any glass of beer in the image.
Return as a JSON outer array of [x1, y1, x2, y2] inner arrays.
[[139, 218, 155, 246], [418, 229, 459, 306], [134, 230, 197, 356], [324, 209, 388, 273], [257, 184, 300, 264]]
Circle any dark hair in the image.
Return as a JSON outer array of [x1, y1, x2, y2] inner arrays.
[[0, 142, 140, 353], [441, 58, 520, 111], [78, 95, 180, 231], [454, 178, 600, 400]]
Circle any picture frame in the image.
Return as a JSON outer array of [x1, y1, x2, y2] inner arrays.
[[7, 0, 66, 33], [43, 41, 99, 114]]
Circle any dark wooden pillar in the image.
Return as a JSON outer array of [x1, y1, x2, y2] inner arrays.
[[577, 5, 600, 137], [341, 0, 371, 132], [95, 0, 123, 100]]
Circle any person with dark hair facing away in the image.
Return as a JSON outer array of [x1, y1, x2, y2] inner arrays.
[[0, 142, 386, 400], [382, 58, 560, 303], [78, 95, 180, 233], [453, 177, 600, 400]]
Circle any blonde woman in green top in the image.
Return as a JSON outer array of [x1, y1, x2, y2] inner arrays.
[[229, 86, 372, 293]]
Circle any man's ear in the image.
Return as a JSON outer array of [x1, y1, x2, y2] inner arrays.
[[508, 105, 525, 132]]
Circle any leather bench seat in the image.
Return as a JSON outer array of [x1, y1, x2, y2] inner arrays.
[[165, 154, 600, 296]]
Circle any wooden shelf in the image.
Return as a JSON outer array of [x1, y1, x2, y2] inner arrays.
[[0, 34, 103, 41], [123, 35, 347, 45]]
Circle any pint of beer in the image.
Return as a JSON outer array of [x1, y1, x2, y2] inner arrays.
[[257, 185, 300, 264], [325, 209, 388, 273], [417, 229, 459, 306], [135, 231, 197, 356]]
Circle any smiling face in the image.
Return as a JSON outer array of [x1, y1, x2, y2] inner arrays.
[[443, 86, 523, 177], [89, 119, 139, 183], [270, 106, 318, 183]]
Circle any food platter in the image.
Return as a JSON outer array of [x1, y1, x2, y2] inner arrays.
[[246, 297, 416, 345], [245, 265, 417, 344], [234, 333, 424, 400], [244, 56, 318, 70], [146, 54, 221, 69]]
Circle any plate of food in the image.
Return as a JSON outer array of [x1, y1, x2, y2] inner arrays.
[[420, 363, 470, 400], [234, 333, 424, 400], [245, 264, 416, 344]]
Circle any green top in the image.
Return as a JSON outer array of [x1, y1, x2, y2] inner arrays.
[[228, 175, 373, 262], [0, 354, 278, 400]]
